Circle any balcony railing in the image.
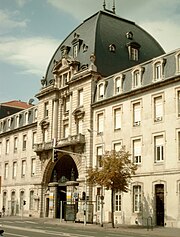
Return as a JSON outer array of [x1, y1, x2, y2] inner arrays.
[[57, 134, 85, 147], [34, 134, 85, 152]]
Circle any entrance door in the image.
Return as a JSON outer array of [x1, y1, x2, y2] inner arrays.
[[155, 184, 164, 226], [45, 198, 49, 217], [57, 186, 66, 218]]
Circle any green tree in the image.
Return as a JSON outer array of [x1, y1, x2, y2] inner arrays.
[[87, 147, 137, 228]]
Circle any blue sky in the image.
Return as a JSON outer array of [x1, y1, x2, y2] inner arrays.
[[0, 0, 180, 104]]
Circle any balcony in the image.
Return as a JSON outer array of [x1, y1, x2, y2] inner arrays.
[[57, 134, 85, 147], [34, 134, 85, 153], [34, 141, 53, 153]]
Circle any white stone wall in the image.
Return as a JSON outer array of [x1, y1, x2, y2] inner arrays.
[[92, 79, 180, 227]]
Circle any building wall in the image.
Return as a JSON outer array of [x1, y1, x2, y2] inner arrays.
[[0, 107, 41, 217], [91, 50, 180, 227]]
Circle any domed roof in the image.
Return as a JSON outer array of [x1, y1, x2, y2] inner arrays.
[[45, 10, 165, 85]]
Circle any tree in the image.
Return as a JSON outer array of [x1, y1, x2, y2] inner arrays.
[[87, 147, 137, 228]]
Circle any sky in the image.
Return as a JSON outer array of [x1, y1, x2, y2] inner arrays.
[[0, 0, 180, 104]]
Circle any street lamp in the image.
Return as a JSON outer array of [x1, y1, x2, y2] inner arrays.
[[87, 128, 104, 227]]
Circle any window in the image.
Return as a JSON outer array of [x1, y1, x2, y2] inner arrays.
[[131, 48, 139, 61], [177, 90, 180, 117], [22, 134, 27, 150], [133, 139, 142, 164], [115, 191, 122, 212], [34, 109, 38, 121], [155, 62, 161, 80], [63, 73, 68, 86], [7, 119, 11, 130], [115, 77, 121, 94], [64, 97, 70, 113], [3, 192, 7, 210], [25, 112, 28, 125], [15, 115, 19, 128], [97, 146, 103, 168], [78, 89, 83, 107], [21, 160, 26, 177], [175, 53, 180, 73], [77, 119, 83, 134], [0, 142, 2, 156], [73, 45, 78, 58], [133, 102, 141, 126], [113, 142, 122, 152], [154, 96, 163, 122], [114, 108, 121, 130], [12, 162, 17, 179], [43, 128, 48, 143], [96, 188, 101, 212], [178, 131, 180, 161], [63, 124, 69, 138], [153, 59, 166, 81], [97, 113, 104, 134], [133, 185, 142, 212], [29, 190, 34, 210], [32, 132, 37, 148], [154, 135, 164, 162], [31, 158, 36, 176], [44, 102, 49, 117], [127, 42, 140, 61], [6, 139, 9, 154], [20, 191, 24, 210], [98, 83, 104, 99], [4, 163, 8, 179], [14, 137, 18, 153]]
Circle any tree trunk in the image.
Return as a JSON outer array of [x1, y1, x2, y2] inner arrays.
[[111, 188, 115, 228]]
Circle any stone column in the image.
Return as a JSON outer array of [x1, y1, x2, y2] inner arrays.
[[48, 182, 58, 218]]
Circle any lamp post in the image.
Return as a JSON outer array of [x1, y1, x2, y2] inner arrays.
[[87, 128, 104, 227]]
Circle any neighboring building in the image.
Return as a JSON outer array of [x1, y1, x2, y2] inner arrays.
[[0, 100, 33, 119], [0, 105, 39, 216], [0, 8, 179, 228]]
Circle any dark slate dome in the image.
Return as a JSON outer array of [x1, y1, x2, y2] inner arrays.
[[45, 10, 165, 85]]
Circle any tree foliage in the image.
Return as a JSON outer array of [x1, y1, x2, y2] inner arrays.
[[87, 146, 137, 228], [87, 147, 137, 192]]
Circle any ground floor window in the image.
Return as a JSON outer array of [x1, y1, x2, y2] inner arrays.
[[133, 185, 141, 212]]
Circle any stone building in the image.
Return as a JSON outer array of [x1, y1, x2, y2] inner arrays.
[[0, 8, 179, 227]]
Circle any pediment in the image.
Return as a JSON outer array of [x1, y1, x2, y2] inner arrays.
[[39, 118, 49, 129]]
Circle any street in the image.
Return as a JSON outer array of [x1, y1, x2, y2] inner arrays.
[[0, 217, 180, 237]]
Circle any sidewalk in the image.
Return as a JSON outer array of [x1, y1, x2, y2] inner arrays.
[[1, 216, 180, 237], [43, 218, 180, 237]]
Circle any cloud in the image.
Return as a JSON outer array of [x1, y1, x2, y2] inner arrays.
[[15, 0, 29, 8], [141, 20, 180, 52], [47, 0, 101, 20], [0, 36, 60, 76], [0, 9, 27, 34]]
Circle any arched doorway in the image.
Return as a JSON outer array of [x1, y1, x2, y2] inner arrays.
[[48, 154, 79, 219]]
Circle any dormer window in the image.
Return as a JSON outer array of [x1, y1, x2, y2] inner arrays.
[[153, 58, 166, 82], [127, 42, 141, 61], [71, 32, 83, 58], [73, 45, 78, 58], [132, 67, 144, 89], [98, 83, 104, 100], [109, 44, 116, 52], [114, 74, 124, 95], [175, 52, 180, 74], [63, 73, 68, 86]]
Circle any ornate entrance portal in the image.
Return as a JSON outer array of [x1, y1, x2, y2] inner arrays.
[[47, 154, 79, 219], [155, 184, 164, 226]]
